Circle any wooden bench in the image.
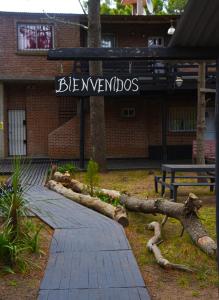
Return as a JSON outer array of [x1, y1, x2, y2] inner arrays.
[[154, 175, 215, 194], [170, 182, 215, 202], [192, 140, 215, 162]]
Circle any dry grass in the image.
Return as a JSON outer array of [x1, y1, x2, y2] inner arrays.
[[77, 169, 218, 299]]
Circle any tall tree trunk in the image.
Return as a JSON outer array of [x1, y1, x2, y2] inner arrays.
[[196, 62, 206, 165], [88, 0, 107, 171]]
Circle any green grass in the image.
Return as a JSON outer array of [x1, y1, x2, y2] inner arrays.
[[126, 208, 217, 289]]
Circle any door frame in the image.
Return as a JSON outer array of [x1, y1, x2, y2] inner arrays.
[[7, 109, 27, 156]]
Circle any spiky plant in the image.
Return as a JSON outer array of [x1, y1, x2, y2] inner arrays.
[[0, 157, 26, 237]]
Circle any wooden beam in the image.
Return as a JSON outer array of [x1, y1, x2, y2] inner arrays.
[[200, 88, 216, 93], [215, 58, 219, 272], [48, 47, 219, 61]]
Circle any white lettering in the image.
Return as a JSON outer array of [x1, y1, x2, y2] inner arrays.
[[56, 77, 69, 93], [116, 78, 124, 92], [124, 79, 132, 91], [98, 79, 105, 93], [72, 78, 80, 92], [132, 78, 139, 92], [89, 78, 99, 91], [81, 77, 90, 91]]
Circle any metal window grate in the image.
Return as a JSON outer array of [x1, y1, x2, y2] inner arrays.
[[168, 107, 196, 132], [17, 24, 53, 50]]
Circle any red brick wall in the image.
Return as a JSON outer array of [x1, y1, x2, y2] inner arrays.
[[26, 85, 59, 156], [2, 13, 195, 159], [0, 12, 80, 79], [5, 84, 197, 159], [46, 95, 197, 159], [105, 98, 148, 157], [48, 113, 91, 159], [5, 83, 60, 157]]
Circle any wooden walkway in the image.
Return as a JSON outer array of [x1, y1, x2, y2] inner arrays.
[[22, 174, 151, 299]]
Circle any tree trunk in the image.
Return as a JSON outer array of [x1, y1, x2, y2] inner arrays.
[[47, 180, 129, 227], [53, 171, 120, 198], [121, 193, 217, 257], [88, 0, 107, 171], [196, 62, 206, 165]]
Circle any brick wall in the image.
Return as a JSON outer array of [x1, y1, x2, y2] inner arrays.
[[2, 12, 195, 159], [105, 98, 148, 158], [5, 83, 197, 159], [0, 12, 80, 79], [5, 83, 60, 156]]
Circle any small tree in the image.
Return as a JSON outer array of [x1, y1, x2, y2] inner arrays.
[[85, 159, 99, 196]]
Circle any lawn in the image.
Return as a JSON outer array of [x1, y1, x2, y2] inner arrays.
[[0, 170, 217, 299], [78, 170, 218, 300]]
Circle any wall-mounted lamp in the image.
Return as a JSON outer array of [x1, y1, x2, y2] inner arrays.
[[175, 76, 183, 88], [167, 20, 175, 35]]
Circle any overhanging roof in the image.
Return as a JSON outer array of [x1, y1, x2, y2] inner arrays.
[[169, 0, 219, 47]]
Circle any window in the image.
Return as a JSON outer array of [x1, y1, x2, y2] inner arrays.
[[101, 34, 115, 48], [17, 24, 53, 51], [168, 107, 196, 132], [121, 107, 136, 118], [148, 37, 164, 48]]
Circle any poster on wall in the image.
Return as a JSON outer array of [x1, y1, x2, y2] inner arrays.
[[55, 75, 140, 96]]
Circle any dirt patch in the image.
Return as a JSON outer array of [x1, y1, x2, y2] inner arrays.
[[0, 218, 53, 300]]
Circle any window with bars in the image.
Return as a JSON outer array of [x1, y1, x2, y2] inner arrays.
[[148, 37, 164, 48], [121, 107, 136, 118], [17, 24, 53, 51], [168, 107, 196, 132], [101, 34, 115, 48]]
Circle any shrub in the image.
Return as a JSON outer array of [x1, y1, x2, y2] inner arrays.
[[95, 191, 120, 207], [57, 163, 77, 178]]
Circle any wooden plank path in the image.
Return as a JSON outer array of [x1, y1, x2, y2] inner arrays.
[[23, 179, 151, 299]]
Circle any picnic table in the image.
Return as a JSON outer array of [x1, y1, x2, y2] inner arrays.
[[155, 164, 215, 201]]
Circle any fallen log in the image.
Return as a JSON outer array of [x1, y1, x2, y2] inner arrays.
[[47, 180, 129, 227], [50, 172, 216, 256], [121, 193, 217, 257], [53, 171, 120, 198], [147, 221, 193, 272]]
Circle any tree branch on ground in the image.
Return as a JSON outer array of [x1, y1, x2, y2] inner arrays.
[[147, 221, 193, 272], [121, 193, 217, 257], [48, 171, 217, 258]]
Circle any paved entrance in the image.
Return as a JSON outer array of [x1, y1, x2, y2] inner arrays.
[[22, 169, 151, 299]]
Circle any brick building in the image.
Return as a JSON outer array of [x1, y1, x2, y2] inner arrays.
[[0, 12, 215, 160]]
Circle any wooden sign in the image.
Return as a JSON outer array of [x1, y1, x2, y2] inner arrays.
[[55, 75, 140, 96]]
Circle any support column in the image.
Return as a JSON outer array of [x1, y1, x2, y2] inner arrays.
[[215, 58, 219, 270], [162, 98, 167, 162], [79, 97, 85, 170], [0, 83, 4, 158]]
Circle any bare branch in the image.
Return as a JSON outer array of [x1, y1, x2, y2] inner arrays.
[[43, 11, 88, 30], [78, 0, 88, 16], [147, 222, 194, 272]]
